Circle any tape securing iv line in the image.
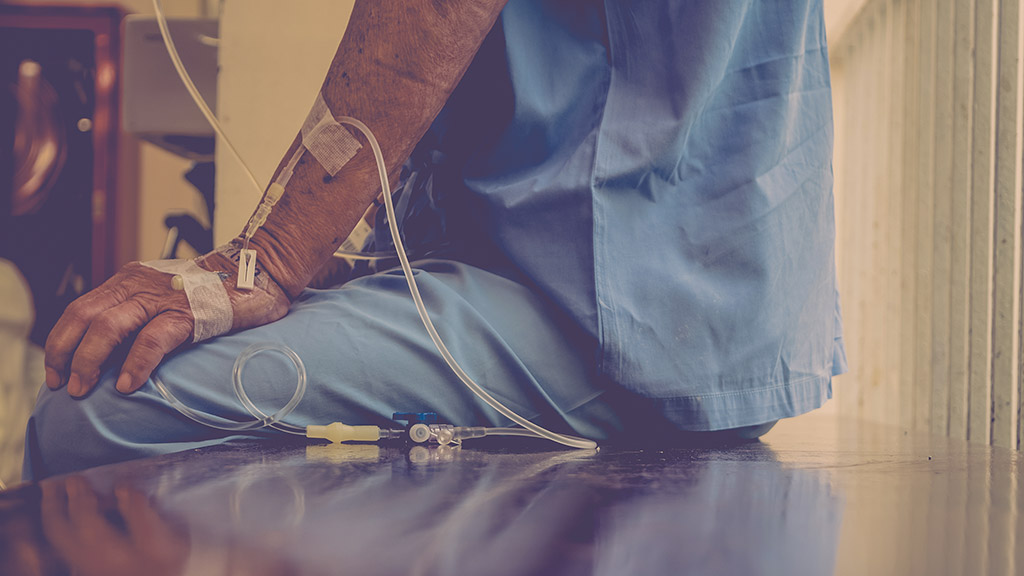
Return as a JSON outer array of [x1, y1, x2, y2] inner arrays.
[[144, 0, 600, 448], [237, 93, 362, 291], [301, 93, 362, 177], [142, 259, 233, 342]]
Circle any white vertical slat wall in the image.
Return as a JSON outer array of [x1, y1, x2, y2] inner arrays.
[[831, 0, 1024, 449]]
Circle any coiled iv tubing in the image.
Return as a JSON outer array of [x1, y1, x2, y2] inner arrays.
[[150, 0, 596, 450]]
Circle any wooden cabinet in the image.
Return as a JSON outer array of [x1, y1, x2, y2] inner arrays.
[[1, 5, 125, 345]]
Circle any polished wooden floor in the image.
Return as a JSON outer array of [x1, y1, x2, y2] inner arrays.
[[1, 414, 1021, 575]]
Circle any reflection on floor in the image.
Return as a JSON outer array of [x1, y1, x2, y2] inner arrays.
[[0, 414, 1021, 575]]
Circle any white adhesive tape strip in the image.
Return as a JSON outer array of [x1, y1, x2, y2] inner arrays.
[[301, 93, 362, 176], [141, 259, 233, 342]]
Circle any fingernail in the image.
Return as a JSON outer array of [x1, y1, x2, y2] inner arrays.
[[45, 367, 60, 389], [116, 372, 133, 394], [68, 373, 83, 397]]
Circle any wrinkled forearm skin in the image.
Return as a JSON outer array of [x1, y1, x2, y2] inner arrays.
[[246, 0, 509, 299]]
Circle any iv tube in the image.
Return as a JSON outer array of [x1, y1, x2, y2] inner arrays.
[[337, 115, 596, 450], [152, 343, 307, 436], [153, 0, 381, 263], [151, 0, 262, 194], [151, 0, 596, 450]]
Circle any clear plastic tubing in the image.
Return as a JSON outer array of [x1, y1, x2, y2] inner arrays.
[[151, 0, 596, 450], [337, 116, 597, 451], [484, 427, 547, 439], [152, 343, 307, 436], [153, 0, 382, 264], [151, 0, 262, 195]]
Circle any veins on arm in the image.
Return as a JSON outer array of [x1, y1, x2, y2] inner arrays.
[[247, 0, 508, 298]]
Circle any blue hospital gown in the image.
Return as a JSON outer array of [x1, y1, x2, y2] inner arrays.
[[426, 0, 847, 429], [24, 0, 846, 478]]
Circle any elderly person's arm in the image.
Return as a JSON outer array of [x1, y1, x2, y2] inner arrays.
[[44, 0, 508, 397]]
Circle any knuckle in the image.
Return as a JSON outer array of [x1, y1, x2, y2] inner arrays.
[[133, 332, 167, 356], [62, 301, 87, 323], [43, 336, 61, 360], [91, 313, 121, 335], [111, 261, 143, 280], [69, 341, 102, 368], [44, 334, 72, 367], [166, 309, 194, 325]]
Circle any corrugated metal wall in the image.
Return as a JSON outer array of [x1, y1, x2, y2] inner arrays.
[[831, 0, 1024, 449]]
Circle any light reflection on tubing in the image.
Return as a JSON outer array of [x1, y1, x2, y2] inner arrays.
[[150, 0, 597, 450]]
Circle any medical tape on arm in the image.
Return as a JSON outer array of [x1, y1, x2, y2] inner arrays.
[[237, 93, 362, 290], [300, 92, 362, 176], [141, 259, 233, 342]]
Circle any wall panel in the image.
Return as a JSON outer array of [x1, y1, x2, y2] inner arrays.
[[832, 0, 1023, 449]]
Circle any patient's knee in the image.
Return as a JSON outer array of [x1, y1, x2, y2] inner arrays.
[[25, 371, 161, 480]]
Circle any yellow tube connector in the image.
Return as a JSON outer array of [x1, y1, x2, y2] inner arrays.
[[306, 422, 381, 443]]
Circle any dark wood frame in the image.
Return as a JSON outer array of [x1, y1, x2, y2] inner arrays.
[[1, 4, 125, 285]]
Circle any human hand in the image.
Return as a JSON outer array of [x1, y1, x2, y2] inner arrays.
[[40, 476, 189, 576], [44, 244, 291, 397]]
